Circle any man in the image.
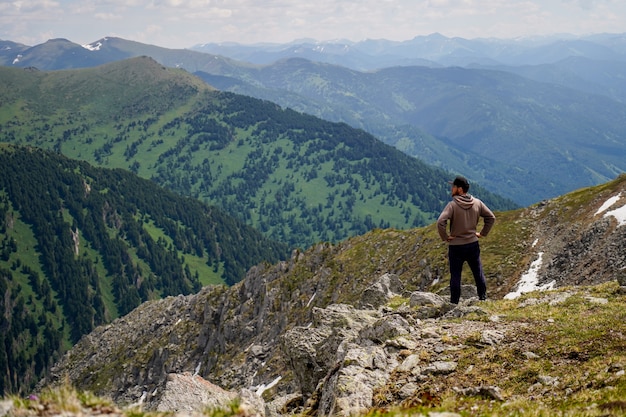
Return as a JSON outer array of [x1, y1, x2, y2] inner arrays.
[[437, 175, 495, 304]]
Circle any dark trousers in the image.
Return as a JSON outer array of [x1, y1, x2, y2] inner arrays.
[[448, 241, 487, 304]]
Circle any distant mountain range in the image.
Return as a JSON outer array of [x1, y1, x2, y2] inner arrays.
[[191, 32, 626, 70], [1, 34, 625, 205]]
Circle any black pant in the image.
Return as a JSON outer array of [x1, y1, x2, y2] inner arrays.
[[448, 241, 487, 304]]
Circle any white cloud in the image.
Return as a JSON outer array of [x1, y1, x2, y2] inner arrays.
[[1, 0, 625, 48]]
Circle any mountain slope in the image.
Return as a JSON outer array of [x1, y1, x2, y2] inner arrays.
[[0, 58, 516, 249], [1, 37, 252, 74], [195, 59, 626, 206], [38, 174, 626, 413], [0, 144, 289, 396], [477, 56, 626, 104]]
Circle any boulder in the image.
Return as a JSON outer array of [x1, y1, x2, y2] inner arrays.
[[359, 273, 404, 308]]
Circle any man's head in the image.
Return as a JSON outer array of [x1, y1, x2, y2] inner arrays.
[[448, 175, 470, 194]]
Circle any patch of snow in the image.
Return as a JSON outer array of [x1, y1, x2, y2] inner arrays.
[[12, 54, 22, 64], [306, 291, 316, 307], [504, 252, 555, 299], [254, 375, 282, 396], [595, 192, 626, 227], [595, 192, 622, 215], [605, 204, 626, 227], [82, 41, 102, 51]]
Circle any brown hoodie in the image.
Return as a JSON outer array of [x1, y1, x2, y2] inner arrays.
[[437, 194, 495, 245]]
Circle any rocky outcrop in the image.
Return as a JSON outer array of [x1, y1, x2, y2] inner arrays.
[[41, 277, 513, 417], [37, 176, 626, 416]]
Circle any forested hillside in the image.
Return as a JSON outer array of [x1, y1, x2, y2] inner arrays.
[[0, 58, 517, 249], [0, 144, 289, 396], [195, 59, 626, 206]]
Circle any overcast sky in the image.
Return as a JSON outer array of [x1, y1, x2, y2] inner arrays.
[[1, 0, 625, 49]]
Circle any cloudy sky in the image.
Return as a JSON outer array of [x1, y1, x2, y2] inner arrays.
[[1, 0, 625, 49]]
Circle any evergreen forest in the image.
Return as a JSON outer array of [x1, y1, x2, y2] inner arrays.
[[0, 145, 289, 396]]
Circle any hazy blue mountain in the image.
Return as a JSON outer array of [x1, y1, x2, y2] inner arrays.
[[473, 56, 626, 104], [0, 40, 30, 65], [0, 36, 250, 74], [191, 32, 626, 70]]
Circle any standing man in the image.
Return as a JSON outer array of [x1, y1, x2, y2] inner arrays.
[[437, 176, 495, 304]]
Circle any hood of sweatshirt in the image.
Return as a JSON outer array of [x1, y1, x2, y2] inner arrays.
[[453, 194, 475, 210]]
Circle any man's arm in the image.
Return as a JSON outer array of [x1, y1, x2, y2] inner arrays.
[[437, 203, 452, 241], [478, 202, 496, 237]]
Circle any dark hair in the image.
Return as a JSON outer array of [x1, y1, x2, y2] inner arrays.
[[452, 176, 470, 192]]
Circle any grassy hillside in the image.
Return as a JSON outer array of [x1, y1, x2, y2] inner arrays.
[[0, 58, 517, 249], [0, 144, 289, 396]]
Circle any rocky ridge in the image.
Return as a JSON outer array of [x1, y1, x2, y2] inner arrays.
[[28, 175, 626, 416]]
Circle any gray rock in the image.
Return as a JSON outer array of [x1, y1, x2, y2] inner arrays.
[[265, 393, 303, 417], [384, 335, 418, 350], [155, 372, 237, 413], [359, 314, 411, 342], [238, 388, 267, 417], [585, 296, 608, 304], [317, 365, 390, 417], [480, 330, 505, 346], [396, 354, 421, 375], [454, 385, 504, 401], [445, 306, 487, 318], [398, 382, 419, 399], [422, 361, 457, 375], [341, 344, 388, 370], [0, 400, 13, 417], [281, 304, 381, 397], [523, 351, 539, 359], [538, 375, 559, 387], [409, 291, 447, 308], [281, 326, 333, 397], [359, 273, 405, 308], [436, 284, 478, 300]]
